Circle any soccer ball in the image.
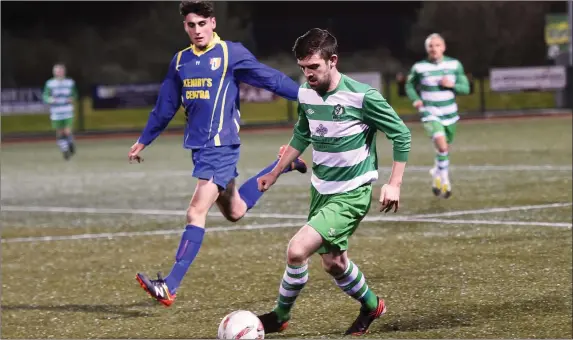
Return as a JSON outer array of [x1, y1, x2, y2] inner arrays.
[[217, 310, 265, 339]]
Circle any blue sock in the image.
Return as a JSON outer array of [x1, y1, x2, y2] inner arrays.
[[238, 159, 292, 210], [164, 225, 205, 294]]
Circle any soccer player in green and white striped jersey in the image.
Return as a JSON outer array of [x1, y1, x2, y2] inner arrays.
[[43, 63, 78, 160], [405, 33, 470, 198], [256, 28, 411, 336]]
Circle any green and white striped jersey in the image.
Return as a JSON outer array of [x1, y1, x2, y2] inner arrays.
[[289, 74, 411, 195], [42, 77, 77, 121], [405, 56, 470, 126]]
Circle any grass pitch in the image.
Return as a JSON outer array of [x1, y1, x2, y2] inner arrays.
[[1, 116, 572, 338]]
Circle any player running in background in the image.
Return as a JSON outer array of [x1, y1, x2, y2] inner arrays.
[[43, 63, 78, 160], [128, 1, 307, 307], [256, 28, 411, 336], [405, 33, 469, 198]]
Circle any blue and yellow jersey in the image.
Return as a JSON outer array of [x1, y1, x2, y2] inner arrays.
[[138, 33, 300, 149]]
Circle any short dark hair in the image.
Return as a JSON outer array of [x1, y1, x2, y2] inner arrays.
[[179, 1, 215, 18], [292, 28, 338, 61]]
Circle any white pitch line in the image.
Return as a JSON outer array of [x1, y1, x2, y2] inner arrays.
[[2, 217, 570, 244], [0, 222, 302, 244], [404, 218, 572, 228], [0, 205, 307, 220], [2, 202, 571, 222], [402, 202, 573, 219]]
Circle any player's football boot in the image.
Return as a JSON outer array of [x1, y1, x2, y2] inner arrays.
[[344, 297, 386, 336], [135, 272, 176, 307], [429, 167, 441, 196], [257, 311, 289, 334], [441, 181, 452, 199], [278, 145, 308, 174]]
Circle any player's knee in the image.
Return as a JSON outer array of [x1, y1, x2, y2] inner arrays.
[[186, 203, 209, 223], [286, 243, 309, 266], [224, 209, 244, 223], [321, 256, 346, 277]]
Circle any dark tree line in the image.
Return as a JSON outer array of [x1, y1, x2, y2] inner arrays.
[[407, 1, 553, 76], [1, 1, 554, 90]]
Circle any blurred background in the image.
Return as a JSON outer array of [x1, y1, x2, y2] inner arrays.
[[1, 0, 572, 136]]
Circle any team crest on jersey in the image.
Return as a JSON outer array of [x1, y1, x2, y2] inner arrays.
[[210, 57, 221, 71], [333, 104, 345, 120], [315, 124, 328, 137]]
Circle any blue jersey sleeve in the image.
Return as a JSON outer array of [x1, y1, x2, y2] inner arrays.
[[138, 54, 182, 146], [230, 42, 299, 101]]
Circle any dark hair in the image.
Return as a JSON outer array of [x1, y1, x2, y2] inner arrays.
[[292, 28, 338, 61], [179, 1, 215, 18]]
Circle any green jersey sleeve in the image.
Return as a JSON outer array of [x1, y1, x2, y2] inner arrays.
[[362, 89, 411, 162], [288, 103, 312, 153], [453, 62, 470, 95], [404, 65, 421, 102]]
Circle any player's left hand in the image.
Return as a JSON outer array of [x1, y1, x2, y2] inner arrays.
[[128, 142, 146, 163], [379, 184, 400, 213], [439, 77, 455, 88]]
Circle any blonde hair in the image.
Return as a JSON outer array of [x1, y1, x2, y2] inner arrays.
[[424, 33, 445, 50]]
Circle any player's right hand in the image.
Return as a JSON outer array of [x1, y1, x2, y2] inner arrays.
[[257, 172, 278, 192], [128, 142, 146, 163], [413, 100, 423, 109]]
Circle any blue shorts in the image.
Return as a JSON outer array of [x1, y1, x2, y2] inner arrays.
[[191, 145, 240, 191]]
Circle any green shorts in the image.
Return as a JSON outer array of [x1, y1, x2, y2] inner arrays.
[[51, 118, 74, 129], [423, 121, 457, 144], [307, 183, 372, 254]]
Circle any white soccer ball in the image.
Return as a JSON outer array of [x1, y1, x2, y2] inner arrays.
[[217, 310, 265, 339]]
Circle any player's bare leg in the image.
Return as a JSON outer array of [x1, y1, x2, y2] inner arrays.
[[321, 251, 386, 335], [136, 178, 220, 306], [431, 135, 451, 198], [216, 179, 248, 222], [258, 225, 322, 334], [229, 145, 307, 215]]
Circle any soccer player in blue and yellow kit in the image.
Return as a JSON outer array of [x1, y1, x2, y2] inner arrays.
[[128, 1, 307, 307]]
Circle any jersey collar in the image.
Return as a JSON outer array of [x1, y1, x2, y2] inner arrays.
[[191, 33, 221, 56]]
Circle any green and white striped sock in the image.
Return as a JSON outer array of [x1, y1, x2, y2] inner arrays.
[[334, 261, 378, 312], [273, 263, 308, 322]]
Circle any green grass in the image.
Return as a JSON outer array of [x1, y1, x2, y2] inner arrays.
[[1, 78, 557, 135], [1, 116, 572, 339]]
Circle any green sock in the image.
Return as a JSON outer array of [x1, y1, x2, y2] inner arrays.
[[273, 263, 308, 322], [334, 261, 378, 312]]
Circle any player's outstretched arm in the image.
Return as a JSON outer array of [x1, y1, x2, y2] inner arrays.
[[404, 66, 422, 107], [362, 89, 412, 212], [130, 54, 182, 161], [453, 62, 470, 95], [231, 43, 300, 101]]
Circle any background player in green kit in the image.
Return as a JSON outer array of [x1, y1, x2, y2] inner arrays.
[[405, 33, 470, 198], [255, 28, 411, 336], [43, 63, 78, 160]]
